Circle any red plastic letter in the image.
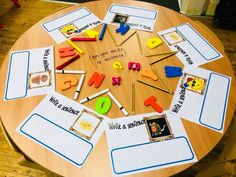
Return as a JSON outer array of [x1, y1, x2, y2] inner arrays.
[[59, 46, 76, 58], [144, 96, 163, 113]]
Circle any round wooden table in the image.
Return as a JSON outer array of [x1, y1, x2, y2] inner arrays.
[[0, 0, 235, 176]]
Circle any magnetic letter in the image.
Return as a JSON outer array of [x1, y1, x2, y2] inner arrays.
[[95, 96, 111, 114], [113, 61, 123, 70], [146, 37, 162, 49], [59, 76, 78, 91], [128, 62, 141, 71], [140, 68, 158, 81], [112, 77, 121, 86], [116, 23, 130, 35], [88, 72, 105, 88], [144, 96, 163, 113], [58, 46, 76, 58]]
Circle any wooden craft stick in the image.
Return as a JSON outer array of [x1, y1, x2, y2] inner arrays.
[[152, 67, 173, 93], [56, 54, 80, 70], [136, 32, 143, 55], [107, 91, 129, 116], [67, 39, 84, 54], [145, 51, 177, 57], [118, 31, 137, 46], [149, 51, 178, 65], [132, 82, 135, 115], [80, 88, 109, 104], [137, 79, 173, 95], [56, 70, 85, 74], [74, 74, 85, 100], [99, 24, 107, 41], [107, 27, 117, 45]]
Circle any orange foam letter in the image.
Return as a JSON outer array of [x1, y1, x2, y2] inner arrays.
[[140, 68, 158, 81], [88, 72, 105, 88], [144, 96, 163, 113], [59, 46, 76, 58]]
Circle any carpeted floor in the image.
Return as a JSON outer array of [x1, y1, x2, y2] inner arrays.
[[52, 0, 180, 11], [0, 0, 235, 176], [0, 0, 70, 67]]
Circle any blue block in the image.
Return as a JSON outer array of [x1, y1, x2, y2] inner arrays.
[[165, 70, 183, 78], [116, 23, 130, 35], [164, 66, 182, 72]]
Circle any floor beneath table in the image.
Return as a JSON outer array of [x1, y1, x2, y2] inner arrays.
[[47, 0, 180, 11], [0, 0, 235, 176]]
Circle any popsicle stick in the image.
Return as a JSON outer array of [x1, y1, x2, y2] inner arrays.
[[137, 79, 173, 95]]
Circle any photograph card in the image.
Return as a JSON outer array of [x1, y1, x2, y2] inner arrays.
[[144, 114, 174, 142], [103, 3, 158, 32], [17, 92, 108, 168], [70, 109, 103, 140], [158, 23, 223, 66], [28, 71, 52, 89], [42, 7, 102, 44], [4, 46, 55, 100], [106, 112, 197, 176], [170, 66, 231, 133]]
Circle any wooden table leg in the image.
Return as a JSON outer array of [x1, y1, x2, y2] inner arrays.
[[0, 24, 4, 30], [11, 0, 21, 8]]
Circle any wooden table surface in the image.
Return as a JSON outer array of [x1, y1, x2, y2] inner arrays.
[[0, 0, 235, 176]]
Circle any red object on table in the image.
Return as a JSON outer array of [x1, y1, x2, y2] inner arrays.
[[144, 95, 163, 113], [0, 24, 4, 30], [11, 0, 21, 8], [56, 54, 80, 70], [71, 37, 96, 41]]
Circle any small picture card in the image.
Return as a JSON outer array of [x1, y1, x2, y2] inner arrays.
[[4, 46, 55, 100], [70, 109, 103, 140], [112, 14, 129, 24], [158, 23, 223, 66], [144, 114, 174, 142], [106, 112, 197, 176], [28, 71, 52, 89], [170, 66, 231, 133], [103, 3, 158, 32], [60, 23, 79, 38], [162, 31, 185, 46], [181, 73, 207, 95], [42, 7, 102, 44]]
